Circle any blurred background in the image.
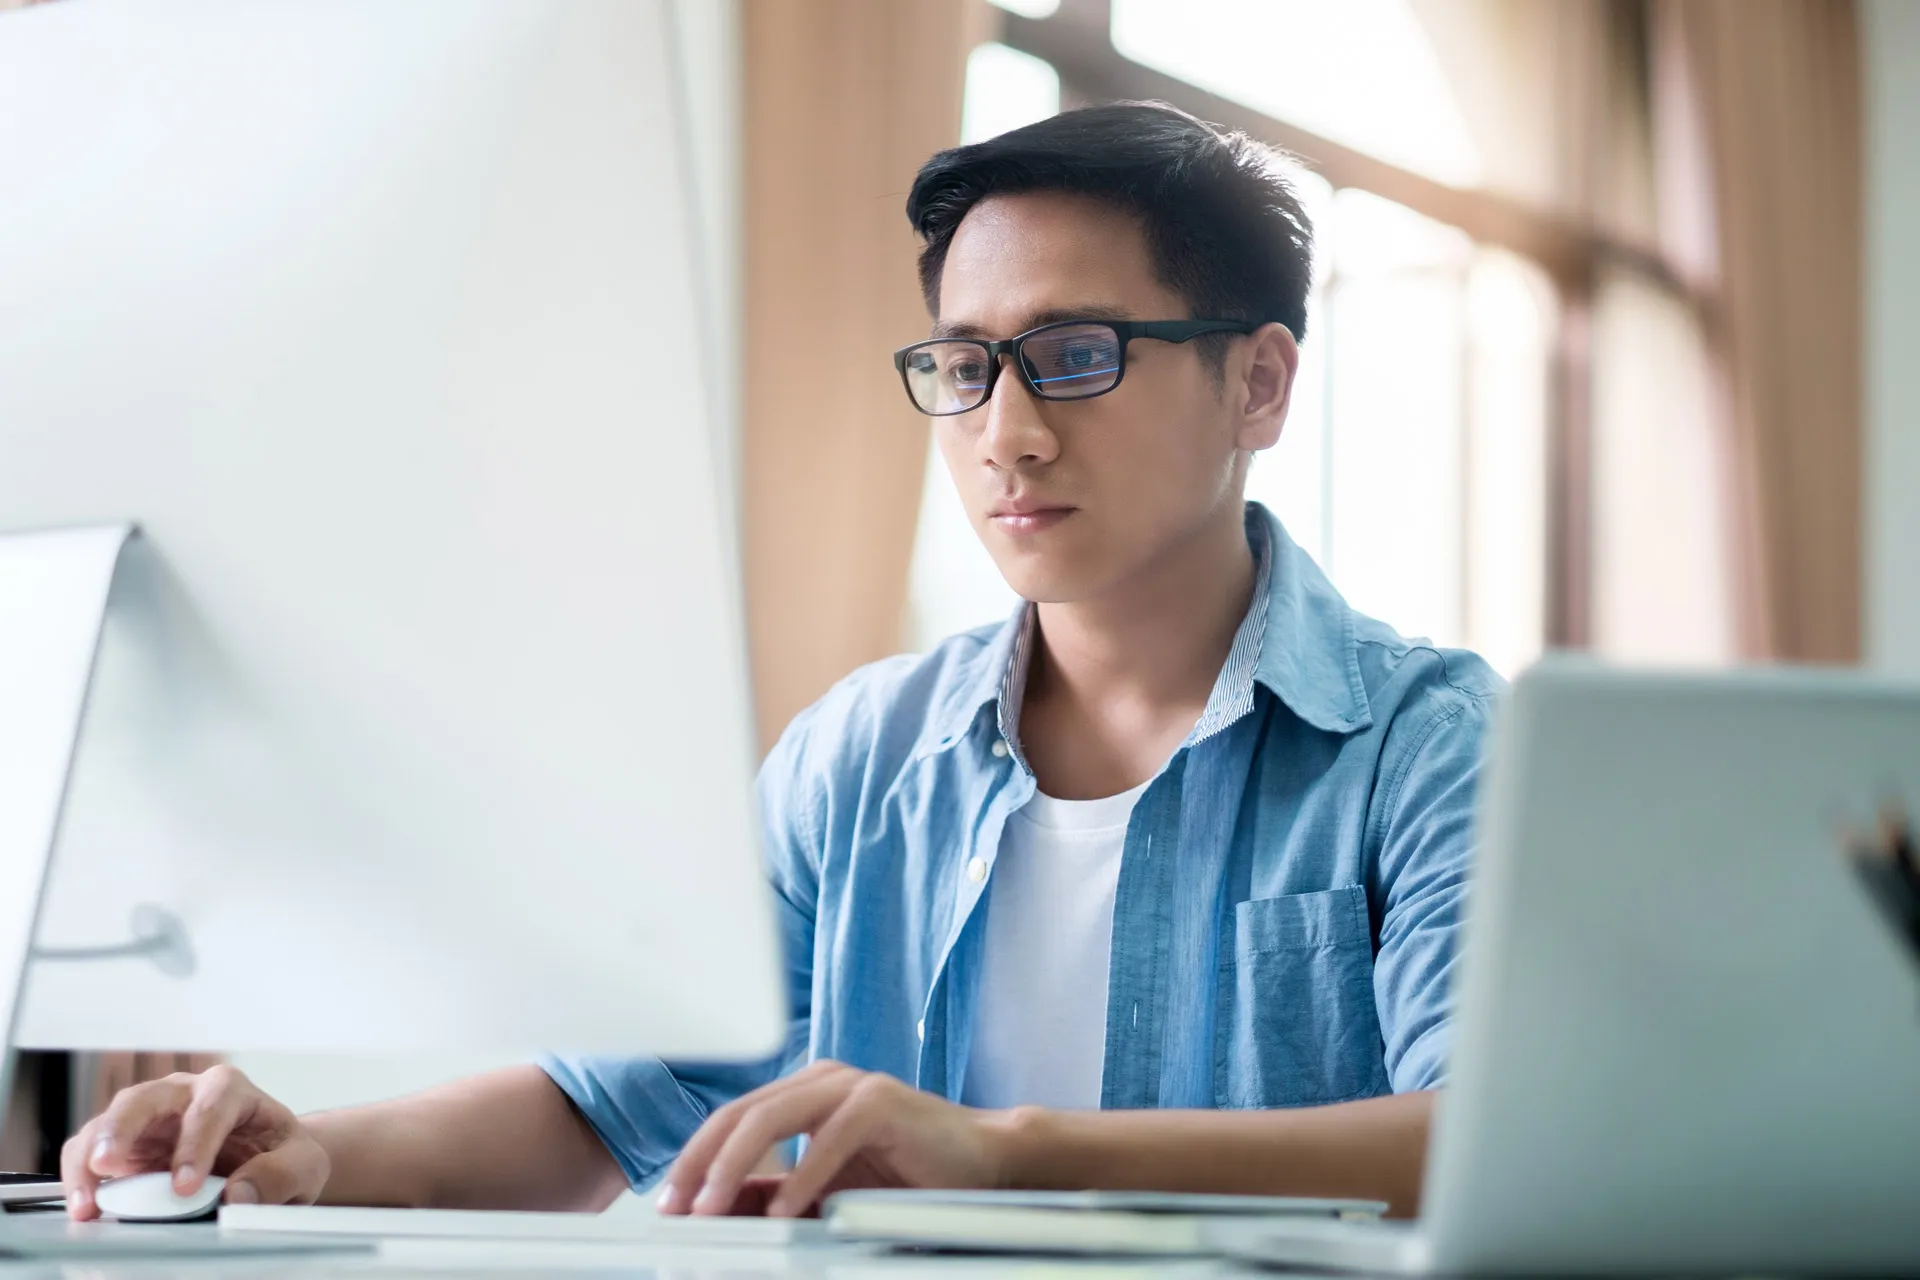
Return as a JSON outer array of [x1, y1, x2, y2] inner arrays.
[[1, 0, 1915, 1187], [749, 0, 1911, 757]]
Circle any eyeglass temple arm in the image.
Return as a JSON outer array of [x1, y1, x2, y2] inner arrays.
[[1122, 319, 1263, 343]]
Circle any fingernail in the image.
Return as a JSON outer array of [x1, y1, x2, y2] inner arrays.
[[655, 1186, 674, 1211], [174, 1165, 196, 1190], [90, 1136, 112, 1166], [692, 1184, 723, 1214], [226, 1181, 259, 1205], [67, 1190, 86, 1215]]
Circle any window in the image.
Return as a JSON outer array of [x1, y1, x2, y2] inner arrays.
[[1110, 0, 1482, 187], [1254, 185, 1552, 674]]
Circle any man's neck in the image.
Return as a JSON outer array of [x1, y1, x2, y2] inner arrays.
[[1018, 502, 1257, 800]]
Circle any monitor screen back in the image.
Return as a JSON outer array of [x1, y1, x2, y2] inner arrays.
[[0, 0, 784, 1058]]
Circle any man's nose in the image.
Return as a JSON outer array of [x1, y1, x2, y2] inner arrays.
[[977, 358, 1060, 470]]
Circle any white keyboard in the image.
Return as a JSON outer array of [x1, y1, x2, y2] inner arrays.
[[219, 1203, 826, 1248]]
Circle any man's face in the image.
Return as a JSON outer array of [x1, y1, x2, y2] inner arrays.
[[930, 191, 1285, 605]]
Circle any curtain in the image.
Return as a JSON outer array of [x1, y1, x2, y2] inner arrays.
[[741, 0, 974, 750], [1531, 0, 1864, 664], [1659, 0, 1865, 663]]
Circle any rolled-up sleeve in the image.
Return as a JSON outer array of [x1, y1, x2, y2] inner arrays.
[[540, 705, 826, 1188], [1368, 690, 1493, 1093]]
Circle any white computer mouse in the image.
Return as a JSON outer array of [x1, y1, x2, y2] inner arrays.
[[94, 1170, 228, 1222]]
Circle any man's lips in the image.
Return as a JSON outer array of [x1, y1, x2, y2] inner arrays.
[[987, 502, 1076, 534]]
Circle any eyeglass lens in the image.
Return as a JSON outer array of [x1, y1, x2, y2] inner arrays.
[[1019, 323, 1122, 399]]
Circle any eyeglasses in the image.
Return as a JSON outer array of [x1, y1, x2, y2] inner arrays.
[[892, 318, 1259, 417]]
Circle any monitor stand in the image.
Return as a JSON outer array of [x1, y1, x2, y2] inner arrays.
[[0, 524, 133, 1117], [0, 526, 195, 982], [0, 526, 333, 1260]]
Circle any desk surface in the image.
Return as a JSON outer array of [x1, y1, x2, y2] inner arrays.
[[0, 1218, 1281, 1280]]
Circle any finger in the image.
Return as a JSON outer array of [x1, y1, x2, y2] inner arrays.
[[690, 1074, 859, 1216], [725, 1175, 785, 1217], [658, 1064, 834, 1214], [171, 1067, 252, 1195], [89, 1078, 196, 1177], [766, 1079, 891, 1217], [61, 1118, 107, 1221], [224, 1142, 327, 1207]]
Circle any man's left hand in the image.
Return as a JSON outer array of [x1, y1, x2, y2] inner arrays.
[[655, 1060, 1025, 1218]]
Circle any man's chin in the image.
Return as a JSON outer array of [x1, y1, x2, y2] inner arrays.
[[980, 519, 1136, 605], [989, 558, 1111, 608]]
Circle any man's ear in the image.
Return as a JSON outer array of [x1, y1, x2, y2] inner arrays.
[[1235, 322, 1298, 453]]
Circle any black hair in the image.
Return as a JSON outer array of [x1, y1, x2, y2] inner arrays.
[[905, 101, 1314, 349]]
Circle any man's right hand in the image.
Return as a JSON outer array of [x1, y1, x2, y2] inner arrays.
[[60, 1065, 330, 1220]]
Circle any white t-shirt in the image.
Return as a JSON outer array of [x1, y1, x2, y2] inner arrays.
[[960, 780, 1150, 1110]]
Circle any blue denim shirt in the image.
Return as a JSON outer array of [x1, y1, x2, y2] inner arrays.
[[544, 504, 1502, 1188]]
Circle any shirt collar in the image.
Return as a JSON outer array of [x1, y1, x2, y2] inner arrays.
[[1245, 503, 1374, 736], [923, 502, 1372, 760]]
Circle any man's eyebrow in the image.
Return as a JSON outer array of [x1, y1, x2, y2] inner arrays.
[[929, 304, 1140, 341]]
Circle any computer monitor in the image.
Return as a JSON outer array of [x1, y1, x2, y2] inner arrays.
[[0, 0, 784, 1069]]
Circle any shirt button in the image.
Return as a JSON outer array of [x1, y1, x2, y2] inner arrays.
[[990, 739, 1010, 759], [916, 1019, 925, 1042], [966, 856, 988, 884]]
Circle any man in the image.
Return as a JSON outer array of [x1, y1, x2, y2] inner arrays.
[[62, 102, 1498, 1223]]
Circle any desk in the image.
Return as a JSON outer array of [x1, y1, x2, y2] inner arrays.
[[0, 1219, 1274, 1280]]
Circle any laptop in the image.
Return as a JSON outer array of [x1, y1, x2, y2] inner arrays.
[[1214, 662, 1920, 1276]]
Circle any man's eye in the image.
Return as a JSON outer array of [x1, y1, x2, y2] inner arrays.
[[1060, 344, 1101, 369], [948, 360, 989, 384]]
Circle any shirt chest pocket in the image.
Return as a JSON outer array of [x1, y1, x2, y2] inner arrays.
[[1213, 885, 1391, 1109]]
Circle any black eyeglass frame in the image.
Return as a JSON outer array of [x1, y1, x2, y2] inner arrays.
[[891, 318, 1261, 417]]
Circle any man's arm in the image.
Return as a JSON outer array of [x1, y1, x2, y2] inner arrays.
[[61, 1063, 627, 1218], [996, 1091, 1433, 1215], [308, 1065, 627, 1211], [656, 1061, 1434, 1221]]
